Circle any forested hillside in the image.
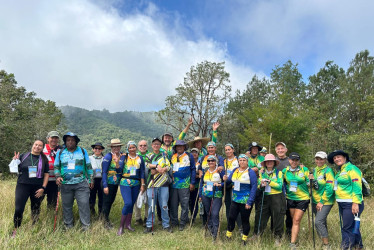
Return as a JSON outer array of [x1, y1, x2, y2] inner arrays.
[[60, 106, 165, 152]]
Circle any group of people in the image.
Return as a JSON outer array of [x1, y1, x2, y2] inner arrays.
[[10, 119, 365, 250]]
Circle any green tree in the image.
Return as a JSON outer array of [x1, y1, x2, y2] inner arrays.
[[157, 61, 231, 138], [0, 70, 63, 174]]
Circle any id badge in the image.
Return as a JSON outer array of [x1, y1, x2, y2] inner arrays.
[[265, 184, 271, 193], [234, 181, 240, 191], [130, 167, 136, 176], [207, 181, 213, 191], [290, 181, 298, 192], [95, 169, 102, 177], [227, 169, 233, 176], [334, 180, 338, 191], [68, 159, 75, 170], [152, 161, 158, 166], [173, 163, 180, 172], [28, 166, 37, 178]]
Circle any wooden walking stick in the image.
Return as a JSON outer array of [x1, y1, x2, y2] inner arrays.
[[268, 133, 272, 154]]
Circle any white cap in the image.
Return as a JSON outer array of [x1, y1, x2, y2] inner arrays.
[[315, 151, 327, 159]]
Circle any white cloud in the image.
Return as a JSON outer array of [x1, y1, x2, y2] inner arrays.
[[0, 0, 258, 112]]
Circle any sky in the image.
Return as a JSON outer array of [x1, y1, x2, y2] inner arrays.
[[1, 0, 373, 112]]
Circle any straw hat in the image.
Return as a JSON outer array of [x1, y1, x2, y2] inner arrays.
[[108, 138, 124, 147], [187, 136, 210, 148]]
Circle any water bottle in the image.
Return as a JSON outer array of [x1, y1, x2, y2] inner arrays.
[[199, 202, 204, 216], [353, 214, 360, 235]]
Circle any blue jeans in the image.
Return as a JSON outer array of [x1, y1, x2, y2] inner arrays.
[[146, 186, 170, 228], [338, 202, 364, 250], [120, 185, 140, 215]]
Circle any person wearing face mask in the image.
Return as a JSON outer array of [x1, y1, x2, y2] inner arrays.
[[117, 141, 145, 235], [327, 150, 364, 250], [89, 143, 105, 217], [308, 151, 335, 249], [223, 154, 257, 245], [254, 154, 285, 246], [199, 155, 224, 241], [11, 140, 49, 237], [54, 132, 93, 231], [43, 131, 62, 210], [282, 152, 310, 250], [101, 138, 124, 229]]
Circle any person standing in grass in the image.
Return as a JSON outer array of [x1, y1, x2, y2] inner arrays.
[[199, 155, 224, 241], [189, 147, 201, 224], [224, 154, 257, 245], [187, 121, 219, 158], [328, 150, 364, 250], [134, 139, 149, 226], [101, 139, 124, 229], [89, 142, 105, 217], [43, 131, 62, 210], [54, 132, 93, 231], [170, 140, 196, 231], [255, 154, 285, 246], [309, 151, 335, 249], [117, 141, 145, 235], [282, 152, 310, 250], [12, 140, 49, 237]]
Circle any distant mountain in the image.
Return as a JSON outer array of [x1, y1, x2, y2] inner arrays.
[[59, 105, 166, 151]]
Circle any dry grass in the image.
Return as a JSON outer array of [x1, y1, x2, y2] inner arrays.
[[0, 179, 373, 249]]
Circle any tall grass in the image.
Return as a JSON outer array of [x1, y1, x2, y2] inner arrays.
[[0, 179, 372, 249]]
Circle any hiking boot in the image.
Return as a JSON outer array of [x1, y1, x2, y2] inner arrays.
[[322, 244, 331, 250], [144, 227, 152, 234], [143, 218, 147, 227], [163, 227, 173, 233], [290, 242, 297, 250], [179, 224, 185, 231], [104, 221, 113, 229], [275, 238, 281, 246], [135, 219, 143, 225]]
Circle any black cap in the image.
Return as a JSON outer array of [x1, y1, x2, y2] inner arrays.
[[289, 152, 300, 160], [248, 142, 263, 151], [91, 142, 105, 149], [152, 137, 162, 144]]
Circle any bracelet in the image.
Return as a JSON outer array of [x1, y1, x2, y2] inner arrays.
[[41, 186, 46, 190], [142, 184, 146, 186]]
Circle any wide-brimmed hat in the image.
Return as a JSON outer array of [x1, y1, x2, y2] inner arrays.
[[327, 150, 350, 164], [315, 151, 327, 159], [91, 142, 105, 149], [108, 138, 124, 147], [248, 142, 263, 151], [261, 153, 279, 166], [173, 140, 188, 151], [187, 136, 210, 149], [63, 132, 80, 144]]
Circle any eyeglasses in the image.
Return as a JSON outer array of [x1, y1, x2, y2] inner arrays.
[[94, 148, 103, 150], [207, 160, 216, 162], [139, 145, 147, 147]]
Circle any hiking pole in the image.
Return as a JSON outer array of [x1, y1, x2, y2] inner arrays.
[[217, 162, 227, 239], [189, 184, 200, 229], [53, 186, 61, 232], [257, 188, 265, 235], [310, 179, 315, 249], [151, 184, 155, 235], [268, 133, 272, 154]]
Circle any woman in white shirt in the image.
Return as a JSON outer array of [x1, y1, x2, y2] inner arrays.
[[89, 142, 105, 217]]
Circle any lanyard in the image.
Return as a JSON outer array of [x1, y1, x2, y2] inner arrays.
[[30, 154, 39, 167], [207, 167, 218, 181], [235, 168, 248, 180], [68, 151, 75, 160]]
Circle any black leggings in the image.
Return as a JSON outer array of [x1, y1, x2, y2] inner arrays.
[[89, 178, 103, 214], [14, 183, 45, 228], [228, 201, 253, 236]]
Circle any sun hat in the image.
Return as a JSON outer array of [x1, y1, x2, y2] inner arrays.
[[91, 142, 105, 149], [172, 140, 188, 151], [63, 132, 80, 144], [187, 136, 210, 149], [327, 150, 350, 164], [261, 153, 279, 166], [108, 138, 124, 147], [248, 142, 263, 151]]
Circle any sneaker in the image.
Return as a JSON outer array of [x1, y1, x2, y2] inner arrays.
[[143, 218, 147, 227], [242, 240, 247, 246], [322, 244, 331, 250], [179, 224, 185, 231], [163, 227, 173, 233], [104, 221, 113, 229], [11, 229, 16, 238], [275, 238, 281, 246], [144, 227, 152, 234], [289, 242, 297, 250], [249, 234, 258, 241]]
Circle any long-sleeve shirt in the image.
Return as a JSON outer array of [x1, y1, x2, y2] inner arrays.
[[311, 164, 335, 205], [248, 155, 264, 168], [171, 152, 196, 188], [226, 167, 257, 206], [199, 167, 224, 198], [257, 168, 283, 195], [119, 154, 145, 187], [54, 147, 93, 185], [282, 165, 310, 201], [101, 152, 123, 188], [335, 162, 363, 204]]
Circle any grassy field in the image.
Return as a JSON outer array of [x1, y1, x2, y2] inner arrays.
[[0, 179, 372, 249]]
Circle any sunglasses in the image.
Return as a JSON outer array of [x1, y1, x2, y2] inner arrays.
[[94, 148, 103, 150], [207, 160, 216, 162]]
